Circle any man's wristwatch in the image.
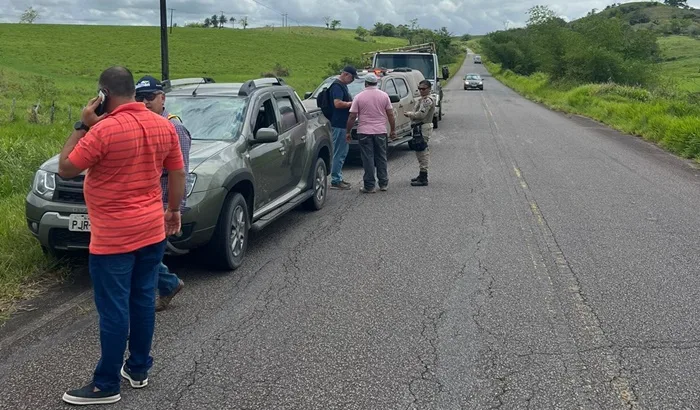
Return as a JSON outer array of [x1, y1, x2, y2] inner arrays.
[[73, 121, 89, 132]]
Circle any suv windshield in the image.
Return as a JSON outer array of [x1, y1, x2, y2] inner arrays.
[[165, 96, 247, 140], [374, 54, 436, 80], [311, 77, 366, 98], [465, 75, 480, 80]]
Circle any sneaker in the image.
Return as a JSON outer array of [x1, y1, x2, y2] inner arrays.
[[62, 383, 121, 405], [156, 279, 184, 312], [360, 186, 377, 194], [121, 364, 149, 388], [379, 185, 388, 191], [331, 181, 352, 190]]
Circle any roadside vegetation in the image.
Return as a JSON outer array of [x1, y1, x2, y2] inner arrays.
[[0, 23, 465, 318], [472, 3, 700, 163]]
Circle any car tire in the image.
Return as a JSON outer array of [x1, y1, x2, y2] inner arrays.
[[303, 157, 328, 211], [438, 104, 443, 121], [464, 86, 467, 90], [432, 116, 438, 129], [208, 192, 249, 271]]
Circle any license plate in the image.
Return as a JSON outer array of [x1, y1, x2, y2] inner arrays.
[[68, 214, 91, 232]]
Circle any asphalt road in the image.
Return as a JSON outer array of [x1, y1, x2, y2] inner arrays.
[[2, 53, 700, 410]]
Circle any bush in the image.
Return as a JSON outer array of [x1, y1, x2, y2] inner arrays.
[[261, 63, 290, 78]]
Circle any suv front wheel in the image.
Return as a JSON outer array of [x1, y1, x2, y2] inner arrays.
[[303, 157, 328, 211], [209, 192, 250, 270]]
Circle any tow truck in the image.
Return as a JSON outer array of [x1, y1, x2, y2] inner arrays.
[[363, 43, 449, 129]]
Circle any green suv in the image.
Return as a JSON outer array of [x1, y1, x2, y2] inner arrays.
[[25, 77, 332, 270]]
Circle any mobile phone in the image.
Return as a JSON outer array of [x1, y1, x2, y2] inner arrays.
[[95, 89, 107, 116]]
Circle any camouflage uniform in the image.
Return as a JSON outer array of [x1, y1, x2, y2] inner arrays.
[[406, 95, 436, 182]]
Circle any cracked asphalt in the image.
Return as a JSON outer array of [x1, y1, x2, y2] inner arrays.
[[2, 53, 700, 410]]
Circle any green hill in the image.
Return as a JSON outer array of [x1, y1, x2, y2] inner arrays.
[[593, 1, 700, 35]]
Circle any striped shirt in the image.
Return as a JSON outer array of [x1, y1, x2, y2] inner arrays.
[[68, 102, 184, 255], [160, 109, 191, 211]]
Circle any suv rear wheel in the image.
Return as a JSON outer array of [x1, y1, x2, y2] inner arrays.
[[208, 192, 249, 270], [303, 157, 328, 211]]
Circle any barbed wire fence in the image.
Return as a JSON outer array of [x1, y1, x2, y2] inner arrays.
[[1, 98, 81, 126]]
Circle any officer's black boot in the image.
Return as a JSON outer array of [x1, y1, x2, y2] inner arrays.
[[411, 172, 421, 182], [411, 171, 428, 186]]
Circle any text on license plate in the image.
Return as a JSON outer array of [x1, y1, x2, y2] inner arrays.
[[68, 214, 91, 232]]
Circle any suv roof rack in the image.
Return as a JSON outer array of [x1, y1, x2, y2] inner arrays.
[[162, 77, 215, 92], [238, 77, 287, 96]]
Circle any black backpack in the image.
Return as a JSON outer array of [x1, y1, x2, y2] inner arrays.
[[317, 81, 345, 121]]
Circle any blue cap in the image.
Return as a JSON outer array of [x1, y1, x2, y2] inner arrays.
[[135, 75, 163, 94]]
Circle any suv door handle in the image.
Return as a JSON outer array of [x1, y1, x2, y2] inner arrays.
[[278, 147, 285, 153]]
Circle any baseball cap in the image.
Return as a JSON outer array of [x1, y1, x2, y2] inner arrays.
[[341, 66, 359, 79], [364, 73, 378, 84], [135, 75, 163, 94]]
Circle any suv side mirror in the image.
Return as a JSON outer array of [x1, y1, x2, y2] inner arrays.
[[389, 94, 400, 103], [442, 66, 450, 80], [253, 128, 278, 144], [304, 92, 312, 99]]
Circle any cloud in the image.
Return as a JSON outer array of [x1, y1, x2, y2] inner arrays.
[[1, 0, 699, 34]]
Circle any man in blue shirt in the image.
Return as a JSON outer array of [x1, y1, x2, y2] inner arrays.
[[134, 75, 191, 312], [329, 66, 358, 190]]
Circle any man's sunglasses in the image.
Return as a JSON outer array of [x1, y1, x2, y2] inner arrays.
[[418, 87, 430, 91], [136, 92, 163, 102]]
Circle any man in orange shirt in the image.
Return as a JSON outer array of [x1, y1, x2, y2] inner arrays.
[[57, 66, 186, 406]]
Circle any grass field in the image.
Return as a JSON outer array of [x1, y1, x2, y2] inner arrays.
[[474, 35, 700, 164], [0, 24, 418, 317], [658, 35, 700, 93]]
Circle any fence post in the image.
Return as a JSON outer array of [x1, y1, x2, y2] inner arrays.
[[10, 98, 16, 122], [29, 100, 40, 124], [50, 100, 55, 124]]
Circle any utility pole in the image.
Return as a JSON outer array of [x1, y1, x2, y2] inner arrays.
[[168, 8, 175, 34], [282, 13, 287, 27], [160, 0, 169, 80]]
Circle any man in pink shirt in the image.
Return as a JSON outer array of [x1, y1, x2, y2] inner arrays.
[[346, 74, 396, 193]]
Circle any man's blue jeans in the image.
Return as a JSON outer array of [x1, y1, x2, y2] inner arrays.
[[331, 127, 349, 185], [89, 239, 166, 392], [158, 262, 181, 297]]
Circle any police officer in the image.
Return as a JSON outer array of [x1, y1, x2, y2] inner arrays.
[[404, 80, 436, 186]]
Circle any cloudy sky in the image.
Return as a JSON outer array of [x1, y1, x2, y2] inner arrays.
[[1, 0, 699, 34]]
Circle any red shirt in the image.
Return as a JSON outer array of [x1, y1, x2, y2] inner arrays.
[[68, 102, 184, 255]]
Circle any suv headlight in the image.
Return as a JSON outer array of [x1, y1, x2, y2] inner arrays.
[[186, 173, 196, 197], [32, 170, 56, 200]]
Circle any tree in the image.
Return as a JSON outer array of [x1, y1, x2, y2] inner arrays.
[[218, 14, 227, 29], [323, 16, 331, 29], [355, 26, 369, 41], [203, 18, 211, 28], [526, 5, 558, 26], [664, 0, 688, 8], [241, 17, 249, 29], [19, 7, 39, 24], [229, 16, 236, 28], [460, 34, 472, 42], [330, 19, 341, 30], [211, 14, 219, 28]]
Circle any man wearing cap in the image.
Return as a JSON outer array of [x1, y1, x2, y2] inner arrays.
[[329, 66, 358, 190], [135, 75, 191, 311], [346, 73, 396, 193]]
